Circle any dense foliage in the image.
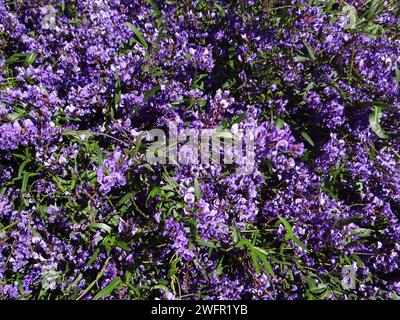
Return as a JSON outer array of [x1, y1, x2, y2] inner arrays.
[[0, 0, 399, 300]]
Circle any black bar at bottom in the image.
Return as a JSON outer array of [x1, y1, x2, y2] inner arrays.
[[0, 300, 396, 318]]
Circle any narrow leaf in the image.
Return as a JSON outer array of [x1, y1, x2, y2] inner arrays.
[[304, 42, 316, 61], [89, 223, 112, 234], [93, 277, 121, 300], [85, 248, 100, 267], [125, 22, 148, 49], [25, 52, 38, 66], [301, 131, 315, 147], [369, 106, 388, 139], [395, 62, 400, 84], [194, 177, 201, 201]]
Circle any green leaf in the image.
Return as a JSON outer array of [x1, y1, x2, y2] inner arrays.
[[147, 0, 161, 17], [67, 19, 82, 25], [301, 131, 315, 147], [253, 247, 275, 277], [291, 236, 308, 251], [93, 277, 121, 300], [153, 284, 170, 293], [168, 256, 181, 279], [85, 248, 100, 267], [131, 132, 144, 157], [114, 239, 130, 251], [304, 42, 316, 61], [335, 215, 364, 227], [89, 223, 112, 234], [369, 106, 388, 139], [251, 248, 261, 275], [275, 118, 284, 129], [342, 5, 357, 29], [367, 0, 384, 20], [196, 239, 218, 248], [395, 62, 400, 85], [236, 237, 252, 249], [389, 293, 400, 300], [215, 257, 224, 276], [18, 159, 31, 178], [21, 172, 37, 193], [93, 142, 104, 166], [214, 130, 233, 140], [147, 187, 161, 201], [77, 257, 111, 300], [21, 174, 29, 193], [231, 222, 241, 243], [277, 216, 294, 238], [114, 78, 121, 107], [303, 82, 315, 101], [214, 3, 226, 17], [116, 192, 134, 207], [37, 205, 49, 219], [144, 85, 160, 102], [194, 177, 201, 201], [277, 216, 308, 251], [231, 112, 247, 124], [294, 56, 310, 62], [65, 274, 83, 293], [25, 52, 38, 66], [125, 22, 148, 49], [63, 129, 94, 137], [303, 276, 316, 290], [6, 53, 29, 65], [125, 270, 132, 284]]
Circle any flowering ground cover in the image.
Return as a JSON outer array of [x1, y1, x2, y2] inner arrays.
[[0, 0, 399, 300]]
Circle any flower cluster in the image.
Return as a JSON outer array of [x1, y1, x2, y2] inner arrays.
[[0, 0, 399, 300]]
